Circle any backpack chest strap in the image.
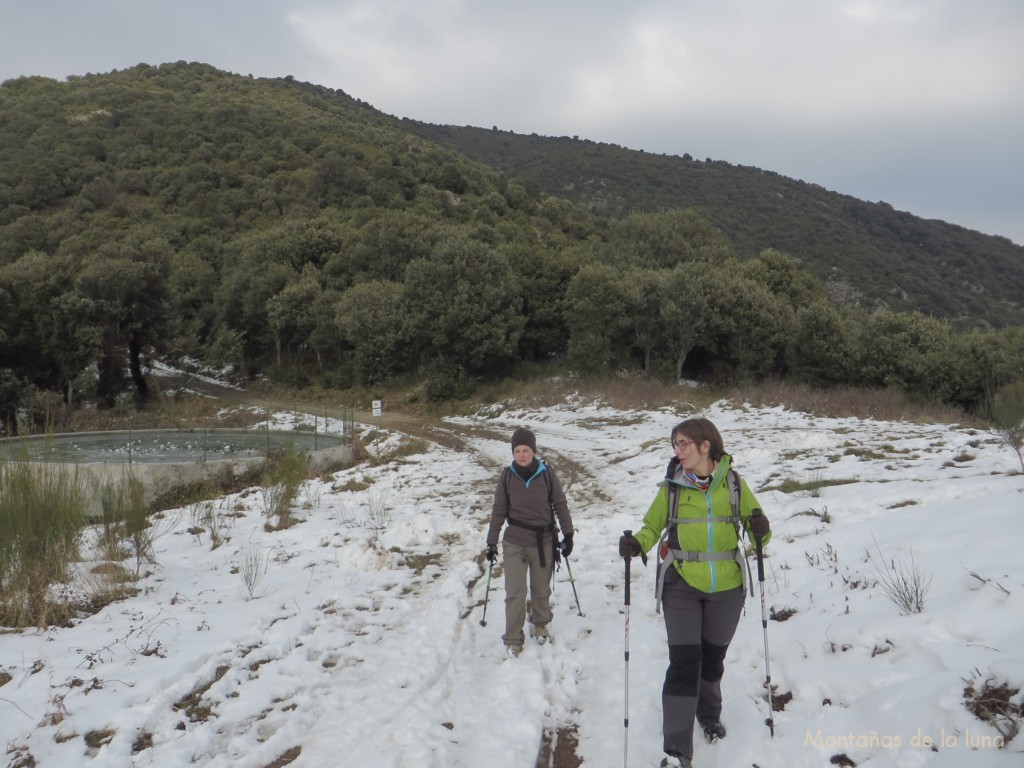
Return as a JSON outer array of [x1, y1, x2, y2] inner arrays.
[[670, 516, 741, 525], [668, 548, 738, 562]]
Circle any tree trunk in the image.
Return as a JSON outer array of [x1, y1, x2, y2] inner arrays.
[[129, 333, 150, 403], [96, 333, 121, 409], [675, 346, 687, 382]]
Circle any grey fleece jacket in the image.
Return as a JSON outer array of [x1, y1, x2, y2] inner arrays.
[[486, 458, 573, 549]]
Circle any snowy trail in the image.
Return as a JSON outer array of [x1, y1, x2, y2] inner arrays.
[[2, 396, 1022, 768]]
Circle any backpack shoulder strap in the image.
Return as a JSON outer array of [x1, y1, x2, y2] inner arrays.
[[727, 468, 742, 536], [502, 465, 512, 505], [727, 466, 754, 596], [542, 459, 554, 510]]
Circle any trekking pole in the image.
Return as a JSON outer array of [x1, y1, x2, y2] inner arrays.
[[622, 529, 633, 768], [564, 557, 583, 617], [479, 558, 494, 627], [753, 510, 775, 737]]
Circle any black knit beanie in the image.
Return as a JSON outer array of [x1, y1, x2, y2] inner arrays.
[[510, 427, 537, 454]]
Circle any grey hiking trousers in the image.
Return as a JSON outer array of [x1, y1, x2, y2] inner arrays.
[[661, 569, 745, 758], [501, 542, 553, 646]]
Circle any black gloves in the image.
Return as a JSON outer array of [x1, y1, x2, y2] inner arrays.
[[560, 533, 574, 558], [619, 534, 641, 559], [485, 544, 498, 563], [748, 510, 770, 539]]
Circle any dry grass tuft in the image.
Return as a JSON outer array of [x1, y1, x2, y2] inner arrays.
[[173, 665, 230, 722], [722, 381, 968, 424], [964, 679, 1021, 745], [460, 376, 972, 425]]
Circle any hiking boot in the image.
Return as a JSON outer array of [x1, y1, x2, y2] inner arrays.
[[659, 753, 693, 768], [531, 625, 551, 645], [700, 719, 727, 743], [505, 644, 523, 658]]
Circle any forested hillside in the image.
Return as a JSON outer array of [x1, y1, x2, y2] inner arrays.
[[1, 62, 1023, 433], [0, 62, 594, 413], [404, 122, 1024, 328]]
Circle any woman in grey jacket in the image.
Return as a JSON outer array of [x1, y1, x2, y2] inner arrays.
[[486, 427, 574, 657]]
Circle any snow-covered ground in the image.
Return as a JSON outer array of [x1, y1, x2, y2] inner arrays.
[[2, 395, 1022, 767]]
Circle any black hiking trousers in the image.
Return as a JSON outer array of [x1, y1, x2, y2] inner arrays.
[[660, 568, 744, 759]]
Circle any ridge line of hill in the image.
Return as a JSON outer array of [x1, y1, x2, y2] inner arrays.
[[401, 119, 1024, 327]]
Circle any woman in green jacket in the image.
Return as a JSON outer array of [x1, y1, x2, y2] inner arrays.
[[619, 417, 770, 768]]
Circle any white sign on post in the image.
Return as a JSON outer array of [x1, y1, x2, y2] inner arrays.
[[372, 399, 382, 417]]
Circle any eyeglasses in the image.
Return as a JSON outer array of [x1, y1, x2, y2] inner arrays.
[[672, 438, 696, 451]]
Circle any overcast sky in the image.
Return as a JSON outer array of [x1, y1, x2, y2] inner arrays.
[[3, 0, 1022, 245]]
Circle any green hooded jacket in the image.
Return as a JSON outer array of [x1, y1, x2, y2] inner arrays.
[[633, 454, 770, 593]]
